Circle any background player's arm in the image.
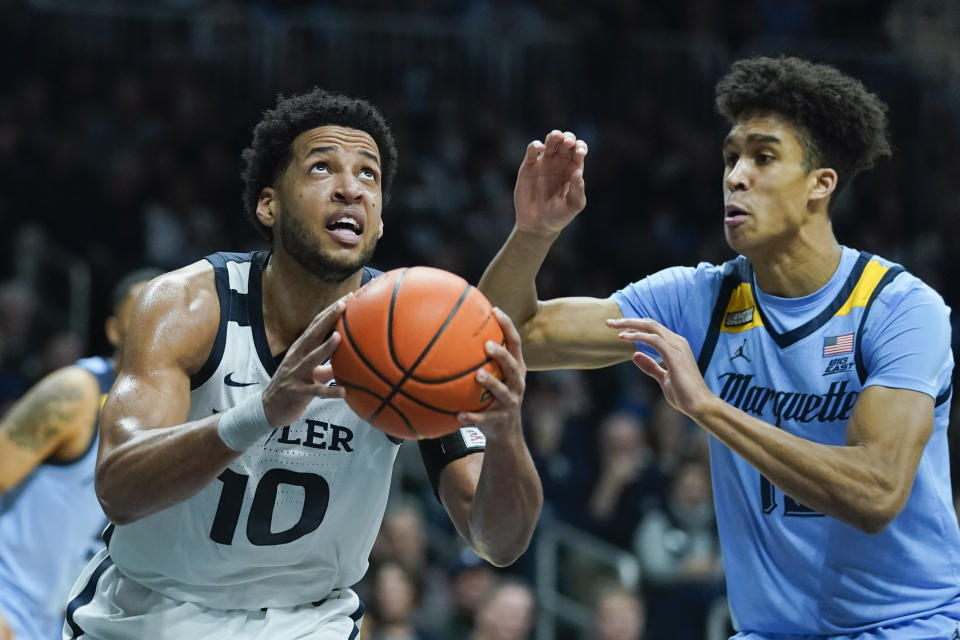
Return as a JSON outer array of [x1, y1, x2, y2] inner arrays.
[[617, 317, 934, 533], [0, 365, 100, 493], [434, 309, 543, 566]]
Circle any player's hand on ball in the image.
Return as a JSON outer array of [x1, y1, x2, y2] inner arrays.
[[261, 294, 351, 427], [514, 130, 588, 236], [457, 308, 526, 435]]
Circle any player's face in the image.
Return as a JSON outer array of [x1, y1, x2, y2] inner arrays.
[[721, 112, 820, 256], [265, 125, 384, 283]]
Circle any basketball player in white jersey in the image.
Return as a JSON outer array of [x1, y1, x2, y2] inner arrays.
[[0, 269, 159, 640], [63, 89, 543, 640]]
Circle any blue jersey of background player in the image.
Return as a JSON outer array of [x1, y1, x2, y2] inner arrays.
[[479, 56, 960, 638], [0, 269, 158, 640]]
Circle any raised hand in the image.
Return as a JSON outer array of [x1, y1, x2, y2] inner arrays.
[[607, 317, 716, 420], [261, 294, 351, 427], [457, 308, 527, 434], [514, 130, 588, 235]]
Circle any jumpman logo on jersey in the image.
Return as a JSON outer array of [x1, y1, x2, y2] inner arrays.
[[949, 625, 960, 640], [730, 338, 751, 363]]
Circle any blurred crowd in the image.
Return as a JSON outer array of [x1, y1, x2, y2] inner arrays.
[[1, 0, 959, 638]]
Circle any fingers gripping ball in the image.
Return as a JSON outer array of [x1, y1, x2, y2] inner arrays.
[[331, 267, 504, 440]]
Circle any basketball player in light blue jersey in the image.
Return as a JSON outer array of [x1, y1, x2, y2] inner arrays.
[[0, 269, 158, 640], [480, 57, 960, 638], [63, 89, 543, 640]]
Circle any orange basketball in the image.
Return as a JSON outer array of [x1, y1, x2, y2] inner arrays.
[[331, 266, 504, 440]]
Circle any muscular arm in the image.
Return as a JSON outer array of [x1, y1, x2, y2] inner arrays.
[[480, 228, 633, 369], [481, 132, 633, 369], [96, 262, 348, 525], [0, 365, 100, 493], [433, 309, 543, 566], [94, 262, 241, 524], [436, 429, 542, 567], [618, 317, 935, 534], [696, 385, 930, 533]]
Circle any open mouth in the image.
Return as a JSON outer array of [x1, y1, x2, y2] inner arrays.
[[325, 213, 364, 244], [724, 204, 748, 225]]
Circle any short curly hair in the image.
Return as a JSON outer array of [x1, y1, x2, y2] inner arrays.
[[715, 56, 891, 194], [241, 88, 398, 241]]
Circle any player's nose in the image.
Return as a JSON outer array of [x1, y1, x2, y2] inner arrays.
[[725, 161, 749, 191], [332, 174, 363, 202]]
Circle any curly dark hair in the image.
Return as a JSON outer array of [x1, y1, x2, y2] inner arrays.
[[715, 56, 891, 194], [240, 88, 398, 241]]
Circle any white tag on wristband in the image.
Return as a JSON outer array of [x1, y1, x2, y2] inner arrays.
[[459, 426, 486, 449]]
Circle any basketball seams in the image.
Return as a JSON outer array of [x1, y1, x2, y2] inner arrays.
[[338, 310, 398, 393], [337, 384, 423, 438], [369, 272, 472, 436], [332, 266, 502, 440], [385, 268, 407, 372], [406, 356, 496, 383]]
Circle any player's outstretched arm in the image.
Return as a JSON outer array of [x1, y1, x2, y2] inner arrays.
[[95, 263, 348, 525], [479, 130, 586, 328], [0, 364, 100, 493], [480, 131, 631, 369], [435, 309, 542, 566], [613, 316, 934, 534]]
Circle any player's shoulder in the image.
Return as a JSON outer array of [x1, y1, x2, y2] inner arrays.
[[26, 363, 101, 409], [642, 260, 731, 291], [866, 252, 948, 310], [125, 258, 222, 370], [138, 259, 218, 317]]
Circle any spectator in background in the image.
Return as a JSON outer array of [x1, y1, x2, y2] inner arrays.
[[591, 584, 646, 640], [584, 410, 665, 549], [524, 369, 595, 525], [470, 579, 535, 640], [646, 395, 695, 477], [634, 459, 723, 640], [437, 549, 497, 640], [0, 280, 37, 400], [367, 500, 450, 635], [362, 559, 437, 640]]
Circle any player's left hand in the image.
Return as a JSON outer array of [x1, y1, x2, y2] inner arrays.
[[457, 308, 526, 436], [514, 130, 588, 236], [608, 317, 716, 419]]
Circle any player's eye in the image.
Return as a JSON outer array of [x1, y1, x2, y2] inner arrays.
[[724, 153, 738, 167], [359, 167, 378, 181], [310, 162, 330, 174], [756, 153, 774, 165]]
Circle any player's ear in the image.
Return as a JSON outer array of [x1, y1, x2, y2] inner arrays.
[[808, 167, 837, 205], [105, 316, 121, 349], [256, 187, 278, 229]]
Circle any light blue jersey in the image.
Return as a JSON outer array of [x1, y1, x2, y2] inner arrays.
[[612, 247, 960, 637], [0, 356, 112, 640]]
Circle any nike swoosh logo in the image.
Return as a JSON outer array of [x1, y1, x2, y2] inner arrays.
[[224, 372, 258, 387]]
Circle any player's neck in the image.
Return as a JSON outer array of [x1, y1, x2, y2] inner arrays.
[[260, 251, 361, 353], [751, 235, 842, 298]]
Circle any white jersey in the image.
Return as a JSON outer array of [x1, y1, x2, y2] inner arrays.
[[107, 251, 401, 610]]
